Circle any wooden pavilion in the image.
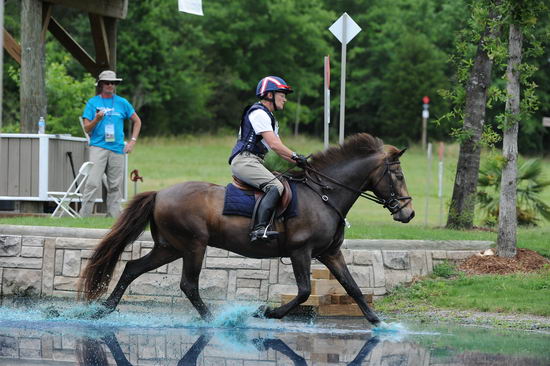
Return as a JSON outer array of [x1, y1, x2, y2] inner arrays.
[[1, 0, 129, 213], [3, 0, 129, 133]]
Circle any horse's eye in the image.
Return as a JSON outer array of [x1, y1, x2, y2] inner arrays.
[[395, 174, 404, 181]]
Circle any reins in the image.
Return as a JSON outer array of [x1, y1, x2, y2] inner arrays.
[[288, 159, 411, 216]]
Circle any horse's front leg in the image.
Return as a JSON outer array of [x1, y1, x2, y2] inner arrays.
[[258, 249, 312, 319], [318, 250, 381, 326]]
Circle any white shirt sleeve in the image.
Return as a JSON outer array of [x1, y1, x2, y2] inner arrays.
[[249, 109, 274, 134]]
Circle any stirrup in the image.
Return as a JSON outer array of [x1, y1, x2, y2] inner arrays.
[[250, 226, 279, 243]]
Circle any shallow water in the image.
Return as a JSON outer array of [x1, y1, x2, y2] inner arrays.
[[0, 299, 549, 365]]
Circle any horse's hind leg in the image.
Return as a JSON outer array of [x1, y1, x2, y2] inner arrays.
[[259, 249, 312, 319], [179, 243, 212, 320], [318, 250, 381, 326], [100, 245, 180, 314]]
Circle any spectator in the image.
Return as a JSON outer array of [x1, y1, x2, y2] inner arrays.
[[79, 70, 141, 218]]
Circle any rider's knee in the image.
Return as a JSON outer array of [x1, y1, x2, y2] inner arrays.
[[263, 181, 284, 195]]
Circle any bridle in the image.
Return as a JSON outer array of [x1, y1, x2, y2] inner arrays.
[[365, 160, 412, 214], [291, 158, 412, 218]]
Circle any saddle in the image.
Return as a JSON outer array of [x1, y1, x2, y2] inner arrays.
[[231, 175, 293, 217]]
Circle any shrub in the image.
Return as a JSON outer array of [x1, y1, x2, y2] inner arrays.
[[432, 261, 457, 278], [477, 154, 550, 226]]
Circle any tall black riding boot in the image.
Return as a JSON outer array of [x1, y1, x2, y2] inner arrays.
[[250, 187, 280, 244]]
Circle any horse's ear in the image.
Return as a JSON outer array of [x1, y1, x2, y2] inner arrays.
[[396, 148, 407, 158]]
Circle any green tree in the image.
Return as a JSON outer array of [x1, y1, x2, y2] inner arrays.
[[496, 0, 547, 257], [44, 54, 95, 136], [443, 0, 505, 230], [337, 0, 467, 145], [379, 32, 449, 145]]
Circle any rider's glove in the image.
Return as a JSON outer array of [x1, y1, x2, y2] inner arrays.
[[291, 152, 309, 169]]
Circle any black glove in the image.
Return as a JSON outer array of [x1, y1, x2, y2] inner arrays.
[[291, 152, 309, 168]]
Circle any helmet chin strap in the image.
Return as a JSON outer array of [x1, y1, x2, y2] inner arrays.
[[264, 92, 278, 111]]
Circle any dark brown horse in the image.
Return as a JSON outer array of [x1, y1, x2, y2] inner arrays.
[[80, 133, 414, 326]]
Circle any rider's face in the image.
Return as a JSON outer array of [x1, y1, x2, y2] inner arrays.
[[274, 92, 287, 110]]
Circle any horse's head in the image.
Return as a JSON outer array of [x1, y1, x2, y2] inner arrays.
[[367, 147, 415, 223]]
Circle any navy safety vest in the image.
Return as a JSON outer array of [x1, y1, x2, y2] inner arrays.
[[228, 103, 276, 164]]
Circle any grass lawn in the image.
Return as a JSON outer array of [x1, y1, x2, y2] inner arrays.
[[377, 265, 550, 317]]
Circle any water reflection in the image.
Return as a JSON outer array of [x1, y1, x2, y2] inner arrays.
[[0, 301, 549, 366], [75, 329, 382, 366]]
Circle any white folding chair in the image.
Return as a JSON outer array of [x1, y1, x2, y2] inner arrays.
[[48, 161, 94, 218], [79, 116, 90, 143]]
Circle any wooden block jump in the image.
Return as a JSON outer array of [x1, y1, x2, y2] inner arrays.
[[281, 268, 373, 317]]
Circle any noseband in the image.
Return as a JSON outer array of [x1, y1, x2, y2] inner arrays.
[[297, 159, 411, 216]]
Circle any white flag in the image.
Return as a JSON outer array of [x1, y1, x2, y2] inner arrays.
[[178, 0, 203, 16]]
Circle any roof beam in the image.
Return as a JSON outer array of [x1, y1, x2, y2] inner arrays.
[[89, 14, 110, 70], [44, 0, 128, 19], [41, 2, 53, 43], [47, 17, 98, 75], [3, 29, 21, 64]]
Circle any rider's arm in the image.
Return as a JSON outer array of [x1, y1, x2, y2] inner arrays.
[[261, 131, 296, 163]]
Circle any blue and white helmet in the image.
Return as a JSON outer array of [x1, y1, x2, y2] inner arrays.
[[255, 76, 293, 98]]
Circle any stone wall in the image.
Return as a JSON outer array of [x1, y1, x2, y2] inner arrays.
[[0, 226, 491, 305]]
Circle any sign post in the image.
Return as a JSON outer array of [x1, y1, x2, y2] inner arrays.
[[424, 142, 432, 227], [329, 13, 361, 145], [437, 142, 445, 227], [421, 96, 430, 151], [324, 56, 331, 149]]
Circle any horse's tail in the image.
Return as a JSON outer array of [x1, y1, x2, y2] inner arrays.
[[78, 191, 157, 301]]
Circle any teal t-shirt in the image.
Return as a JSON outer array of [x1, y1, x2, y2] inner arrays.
[[82, 95, 135, 154]]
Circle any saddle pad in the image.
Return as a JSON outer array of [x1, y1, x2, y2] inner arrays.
[[222, 182, 298, 219]]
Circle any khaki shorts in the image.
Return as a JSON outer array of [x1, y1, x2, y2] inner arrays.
[[230, 151, 284, 194]]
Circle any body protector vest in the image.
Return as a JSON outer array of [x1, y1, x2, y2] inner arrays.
[[228, 103, 276, 164]]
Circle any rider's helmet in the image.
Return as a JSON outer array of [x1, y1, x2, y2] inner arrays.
[[256, 76, 293, 98]]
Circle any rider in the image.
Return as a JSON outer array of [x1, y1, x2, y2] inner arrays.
[[229, 76, 308, 244]]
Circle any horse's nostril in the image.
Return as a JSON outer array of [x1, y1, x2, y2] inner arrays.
[[410, 211, 415, 220]]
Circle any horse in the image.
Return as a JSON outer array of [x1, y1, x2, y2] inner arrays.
[[79, 133, 415, 327]]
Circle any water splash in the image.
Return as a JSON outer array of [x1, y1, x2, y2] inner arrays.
[[209, 303, 258, 328], [1, 300, 388, 336], [372, 321, 406, 333]]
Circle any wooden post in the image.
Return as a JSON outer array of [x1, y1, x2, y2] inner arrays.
[[104, 16, 118, 70], [0, 0, 4, 130], [20, 0, 47, 133]]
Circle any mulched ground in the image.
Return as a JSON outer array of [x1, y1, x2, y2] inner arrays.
[[458, 248, 550, 275]]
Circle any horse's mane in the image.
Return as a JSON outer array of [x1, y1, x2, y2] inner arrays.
[[309, 133, 385, 170]]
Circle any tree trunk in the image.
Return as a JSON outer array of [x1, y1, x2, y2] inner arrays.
[[446, 5, 500, 229], [20, 0, 47, 133], [497, 23, 523, 258]]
